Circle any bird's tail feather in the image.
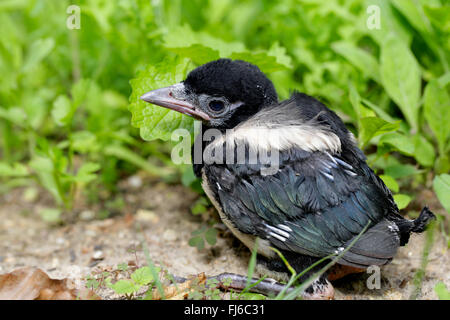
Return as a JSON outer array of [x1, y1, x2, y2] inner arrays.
[[411, 206, 436, 233], [396, 206, 436, 233], [395, 206, 436, 245]]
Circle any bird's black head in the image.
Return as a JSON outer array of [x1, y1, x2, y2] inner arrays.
[[141, 59, 278, 128]]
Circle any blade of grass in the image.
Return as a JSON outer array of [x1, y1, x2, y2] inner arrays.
[[274, 253, 335, 300], [281, 221, 371, 300], [270, 246, 296, 276], [237, 275, 269, 298], [236, 238, 265, 299], [409, 220, 436, 300], [245, 238, 258, 288], [140, 237, 165, 299]]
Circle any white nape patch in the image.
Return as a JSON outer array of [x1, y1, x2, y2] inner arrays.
[[207, 125, 342, 154]]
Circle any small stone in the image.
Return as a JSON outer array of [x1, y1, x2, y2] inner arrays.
[[23, 188, 38, 203], [3, 219, 14, 228], [136, 209, 159, 224], [5, 256, 16, 264], [92, 250, 104, 260], [162, 229, 177, 242], [126, 194, 137, 203], [70, 249, 76, 263], [80, 210, 95, 221], [85, 230, 97, 237], [51, 257, 60, 268], [128, 175, 143, 188]]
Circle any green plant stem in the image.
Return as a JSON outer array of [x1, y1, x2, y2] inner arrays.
[[409, 221, 436, 300], [69, 28, 81, 83]]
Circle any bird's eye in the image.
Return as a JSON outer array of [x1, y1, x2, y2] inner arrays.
[[208, 100, 225, 113]]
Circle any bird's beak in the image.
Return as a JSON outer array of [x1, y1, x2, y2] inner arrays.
[[140, 83, 210, 121]]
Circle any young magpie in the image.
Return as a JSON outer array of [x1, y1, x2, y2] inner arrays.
[[141, 59, 435, 299]]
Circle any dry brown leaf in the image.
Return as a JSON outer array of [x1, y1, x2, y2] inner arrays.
[[152, 273, 206, 300], [0, 267, 100, 300]]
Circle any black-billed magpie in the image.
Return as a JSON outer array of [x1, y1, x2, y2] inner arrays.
[[140, 59, 435, 299]]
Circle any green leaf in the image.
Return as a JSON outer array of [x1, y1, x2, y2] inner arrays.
[[29, 156, 62, 205], [391, 0, 432, 35], [71, 131, 99, 154], [379, 132, 415, 156], [51, 95, 73, 127], [188, 236, 204, 250], [109, 279, 141, 295], [164, 25, 291, 73], [413, 135, 435, 168], [332, 41, 380, 82], [0, 162, 29, 177], [379, 175, 399, 193], [380, 33, 421, 130], [393, 194, 411, 210], [166, 44, 220, 65], [22, 38, 55, 72], [0, 107, 27, 126], [71, 79, 98, 109], [433, 174, 450, 213], [384, 164, 418, 179], [361, 99, 396, 123], [117, 263, 128, 271], [74, 162, 100, 184], [359, 117, 400, 148], [128, 56, 193, 141], [229, 51, 289, 73], [423, 79, 450, 155], [424, 5, 450, 33], [434, 282, 450, 300], [205, 227, 218, 245], [365, 0, 412, 45], [85, 277, 100, 290], [435, 155, 450, 175], [181, 166, 198, 187], [191, 197, 209, 215], [266, 42, 293, 69], [164, 25, 246, 58], [104, 144, 172, 177], [191, 226, 207, 237], [131, 266, 160, 286], [39, 208, 62, 223]]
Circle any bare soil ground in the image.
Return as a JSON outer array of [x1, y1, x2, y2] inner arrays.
[[0, 176, 448, 300]]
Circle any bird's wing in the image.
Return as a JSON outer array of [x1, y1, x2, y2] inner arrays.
[[206, 150, 400, 268]]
